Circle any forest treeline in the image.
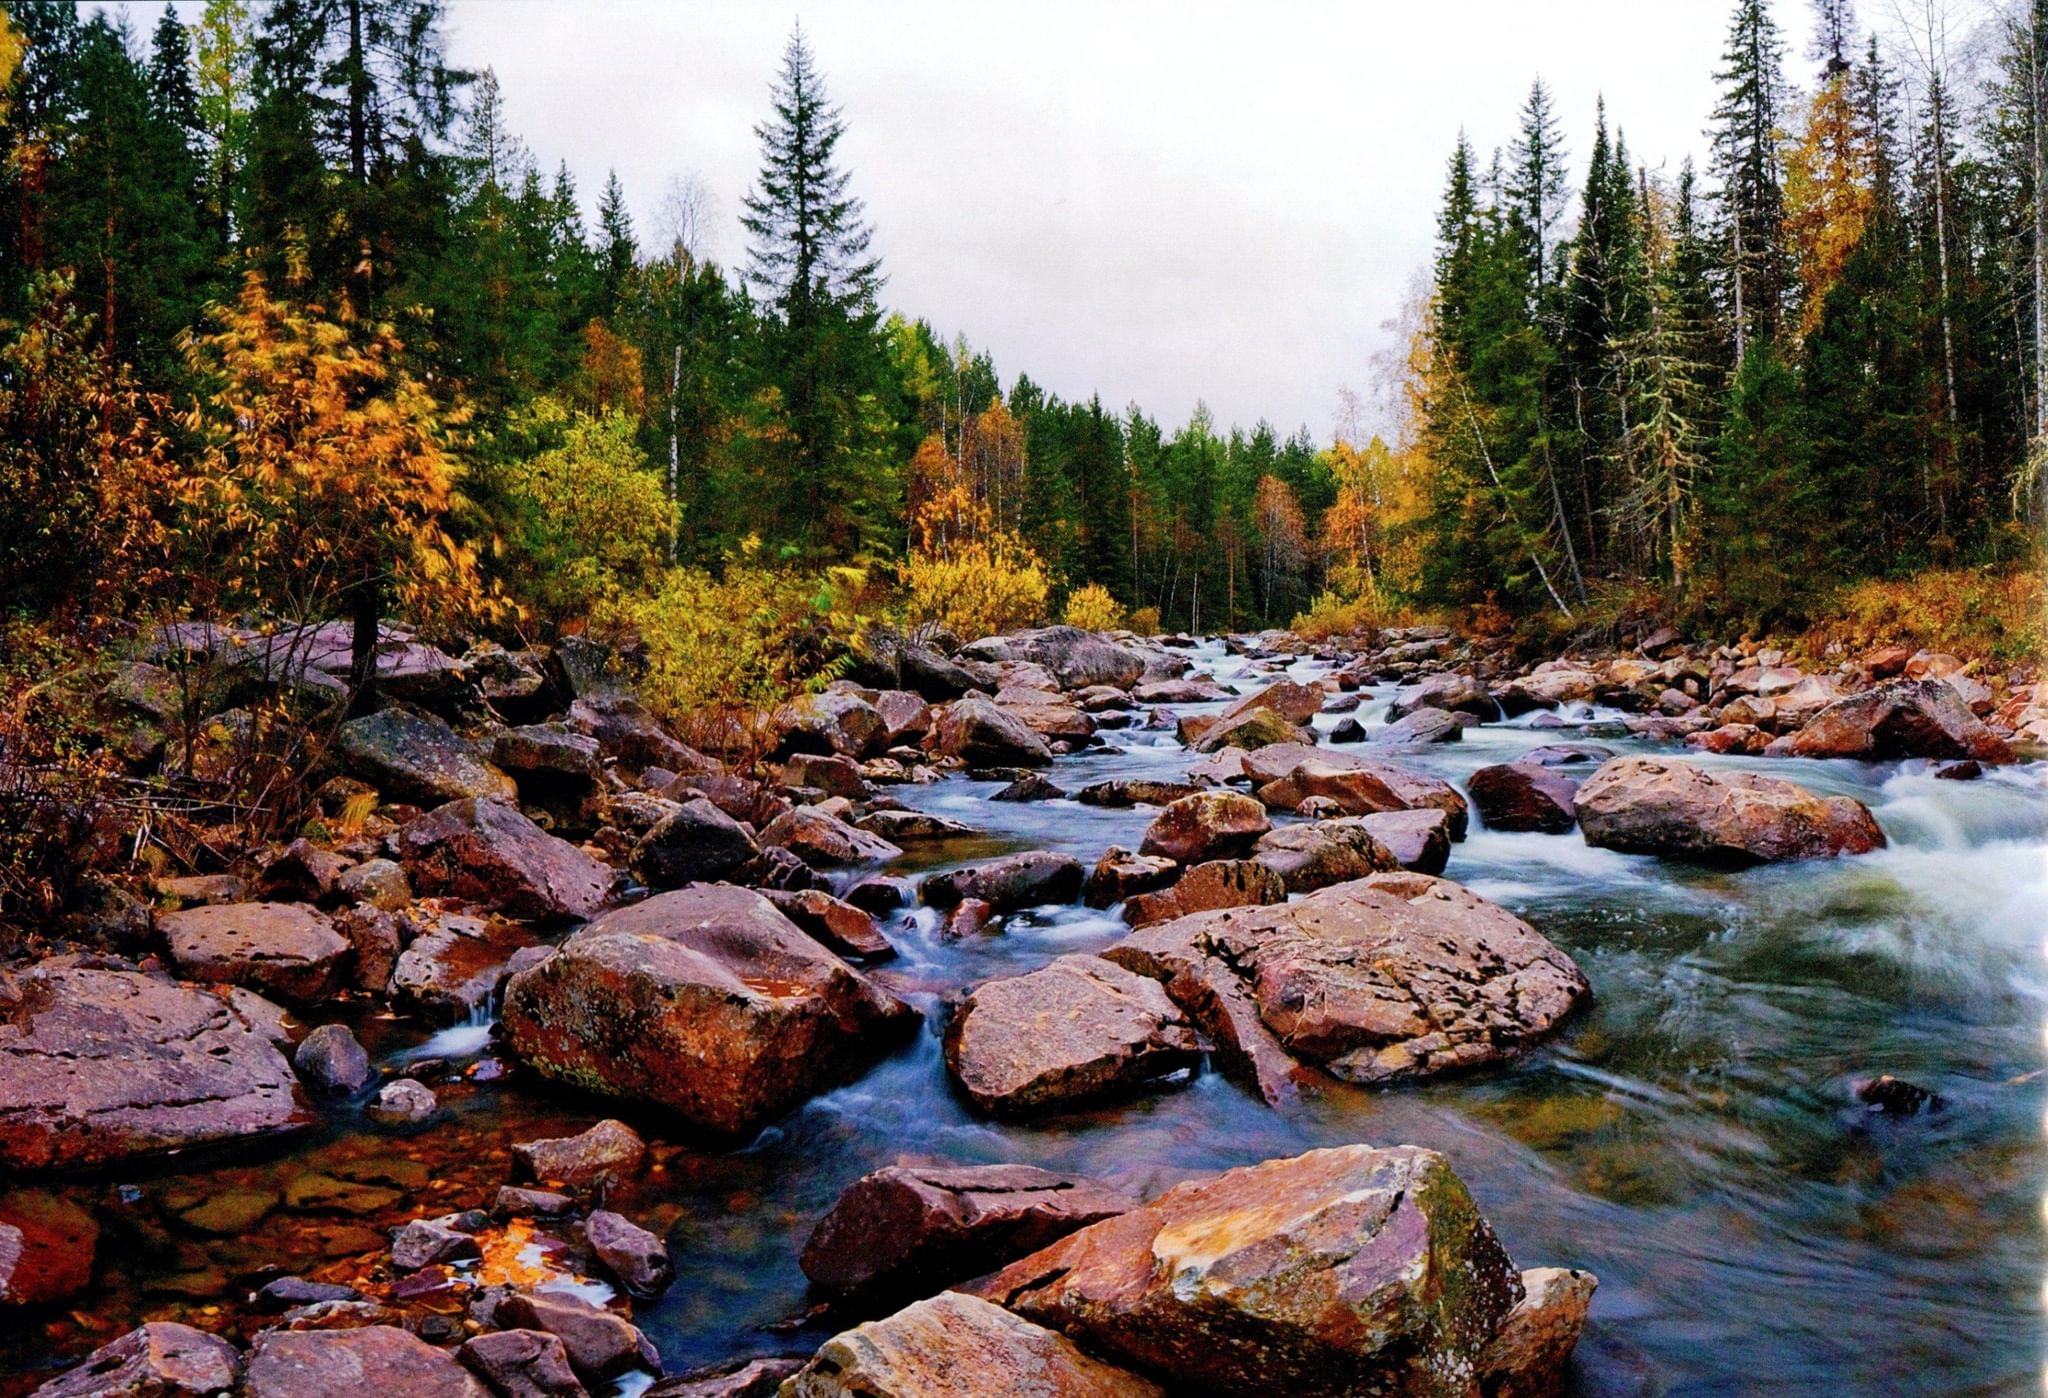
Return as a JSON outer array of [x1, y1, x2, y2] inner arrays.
[[0, 0, 2043, 680]]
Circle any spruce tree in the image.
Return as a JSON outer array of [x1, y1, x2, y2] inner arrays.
[[1708, 0, 1791, 359], [1505, 78, 1568, 303], [598, 169, 637, 317]]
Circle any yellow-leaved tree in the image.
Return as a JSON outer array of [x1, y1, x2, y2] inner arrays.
[[1784, 66, 1874, 340], [903, 490, 1047, 640], [1062, 583, 1124, 632], [177, 255, 493, 710]]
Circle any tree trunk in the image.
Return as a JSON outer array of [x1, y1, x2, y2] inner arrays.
[[668, 341, 682, 563], [2030, 0, 2047, 439], [345, 576, 383, 719]]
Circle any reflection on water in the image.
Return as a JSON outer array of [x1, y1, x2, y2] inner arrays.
[[3, 641, 2044, 1396]]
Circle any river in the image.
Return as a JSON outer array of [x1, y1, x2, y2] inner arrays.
[[5, 639, 2044, 1396]]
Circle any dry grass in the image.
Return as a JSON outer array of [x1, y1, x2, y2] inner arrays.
[[1798, 566, 2045, 666]]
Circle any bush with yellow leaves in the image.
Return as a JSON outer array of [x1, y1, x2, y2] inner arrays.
[[1061, 583, 1124, 633], [902, 530, 1048, 641], [601, 539, 859, 762]]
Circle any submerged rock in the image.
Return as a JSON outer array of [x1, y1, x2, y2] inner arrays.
[[511, 1119, 648, 1191], [799, 1163, 1134, 1304], [1576, 756, 1885, 864], [968, 1144, 1540, 1398], [0, 967, 305, 1171], [943, 955, 1203, 1115], [502, 886, 916, 1137]]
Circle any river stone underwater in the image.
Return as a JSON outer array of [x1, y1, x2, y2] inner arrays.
[[2, 640, 2044, 1397]]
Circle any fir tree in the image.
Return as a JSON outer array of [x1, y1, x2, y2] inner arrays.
[[1708, 0, 1791, 359]]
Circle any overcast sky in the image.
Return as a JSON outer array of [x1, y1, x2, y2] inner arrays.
[[431, 4, 1818, 438]]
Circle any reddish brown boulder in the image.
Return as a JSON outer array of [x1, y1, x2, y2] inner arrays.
[[335, 709, 517, 806], [758, 806, 904, 867], [1137, 790, 1270, 864], [396, 798, 611, 921], [1252, 819, 1398, 892], [921, 852, 1085, 912], [633, 796, 762, 889], [778, 690, 888, 759], [1083, 849, 1180, 909], [584, 1209, 673, 1297], [995, 686, 1096, 744], [1686, 723, 1772, 755], [1073, 779, 1200, 808], [0, 967, 306, 1171], [1779, 679, 2014, 763], [1214, 678, 1325, 727], [28, 1322, 241, 1398], [799, 1163, 1134, 1302], [969, 1145, 1525, 1398], [493, 1291, 659, 1382], [1106, 873, 1587, 1095], [1123, 860, 1285, 927], [1479, 1267, 1599, 1398], [780, 1292, 1163, 1397], [1468, 762, 1581, 833], [1576, 756, 1886, 864], [930, 696, 1054, 767], [1189, 706, 1304, 753], [501, 886, 916, 1137], [160, 902, 351, 1004], [1241, 746, 1469, 836], [762, 889, 895, 959], [1350, 809, 1453, 874], [1386, 671, 1495, 720], [458, 1329, 584, 1398], [242, 1325, 489, 1397], [943, 955, 1202, 1115]]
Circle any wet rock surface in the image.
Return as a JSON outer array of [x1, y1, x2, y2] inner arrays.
[[1576, 756, 1886, 864], [0, 967, 306, 1171], [502, 886, 916, 1136], [799, 1163, 1134, 1303], [395, 798, 612, 920]]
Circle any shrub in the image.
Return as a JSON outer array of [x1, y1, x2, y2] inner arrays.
[[1801, 566, 2046, 663], [902, 531, 1049, 640], [1062, 583, 1124, 632], [599, 540, 856, 762], [1128, 605, 1162, 637]]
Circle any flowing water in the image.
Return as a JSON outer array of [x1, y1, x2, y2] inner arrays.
[[4, 641, 2045, 1396]]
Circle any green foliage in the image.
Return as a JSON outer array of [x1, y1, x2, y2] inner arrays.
[[495, 399, 676, 623]]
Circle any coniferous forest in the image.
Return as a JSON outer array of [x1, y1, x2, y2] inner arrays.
[[0, 0, 2043, 655]]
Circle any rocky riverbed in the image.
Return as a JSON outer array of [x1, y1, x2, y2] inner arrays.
[[2, 620, 2044, 1394]]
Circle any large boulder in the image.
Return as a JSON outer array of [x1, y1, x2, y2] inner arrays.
[[334, 709, 516, 805], [1105, 873, 1587, 1100], [160, 901, 351, 1003], [995, 686, 1096, 745], [29, 1322, 242, 1398], [943, 955, 1203, 1115], [758, 806, 903, 867], [1498, 667, 1600, 713], [779, 691, 887, 759], [1349, 809, 1453, 875], [395, 798, 611, 921], [1468, 762, 1581, 833], [779, 1292, 1163, 1397], [799, 1163, 1135, 1302], [568, 695, 712, 774], [1250, 752, 1469, 837], [1479, 1267, 1600, 1398], [1083, 849, 1181, 909], [1386, 671, 1495, 721], [1778, 679, 2015, 764], [1213, 679, 1325, 727], [1374, 706, 1465, 745], [1190, 707, 1305, 753], [1123, 860, 1286, 927], [1137, 791, 1271, 864], [1252, 820, 1399, 893], [242, 1326, 489, 1397], [501, 886, 917, 1137], [968, 1145, 1539, 1398], [1, 967, 306, 1170], [931, 696, 1054, 767], [633, 797, 761, 889], [959, 627, 1148, 690], [1576, 756, 1886, 864], [921, 852, 1086, 913]]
